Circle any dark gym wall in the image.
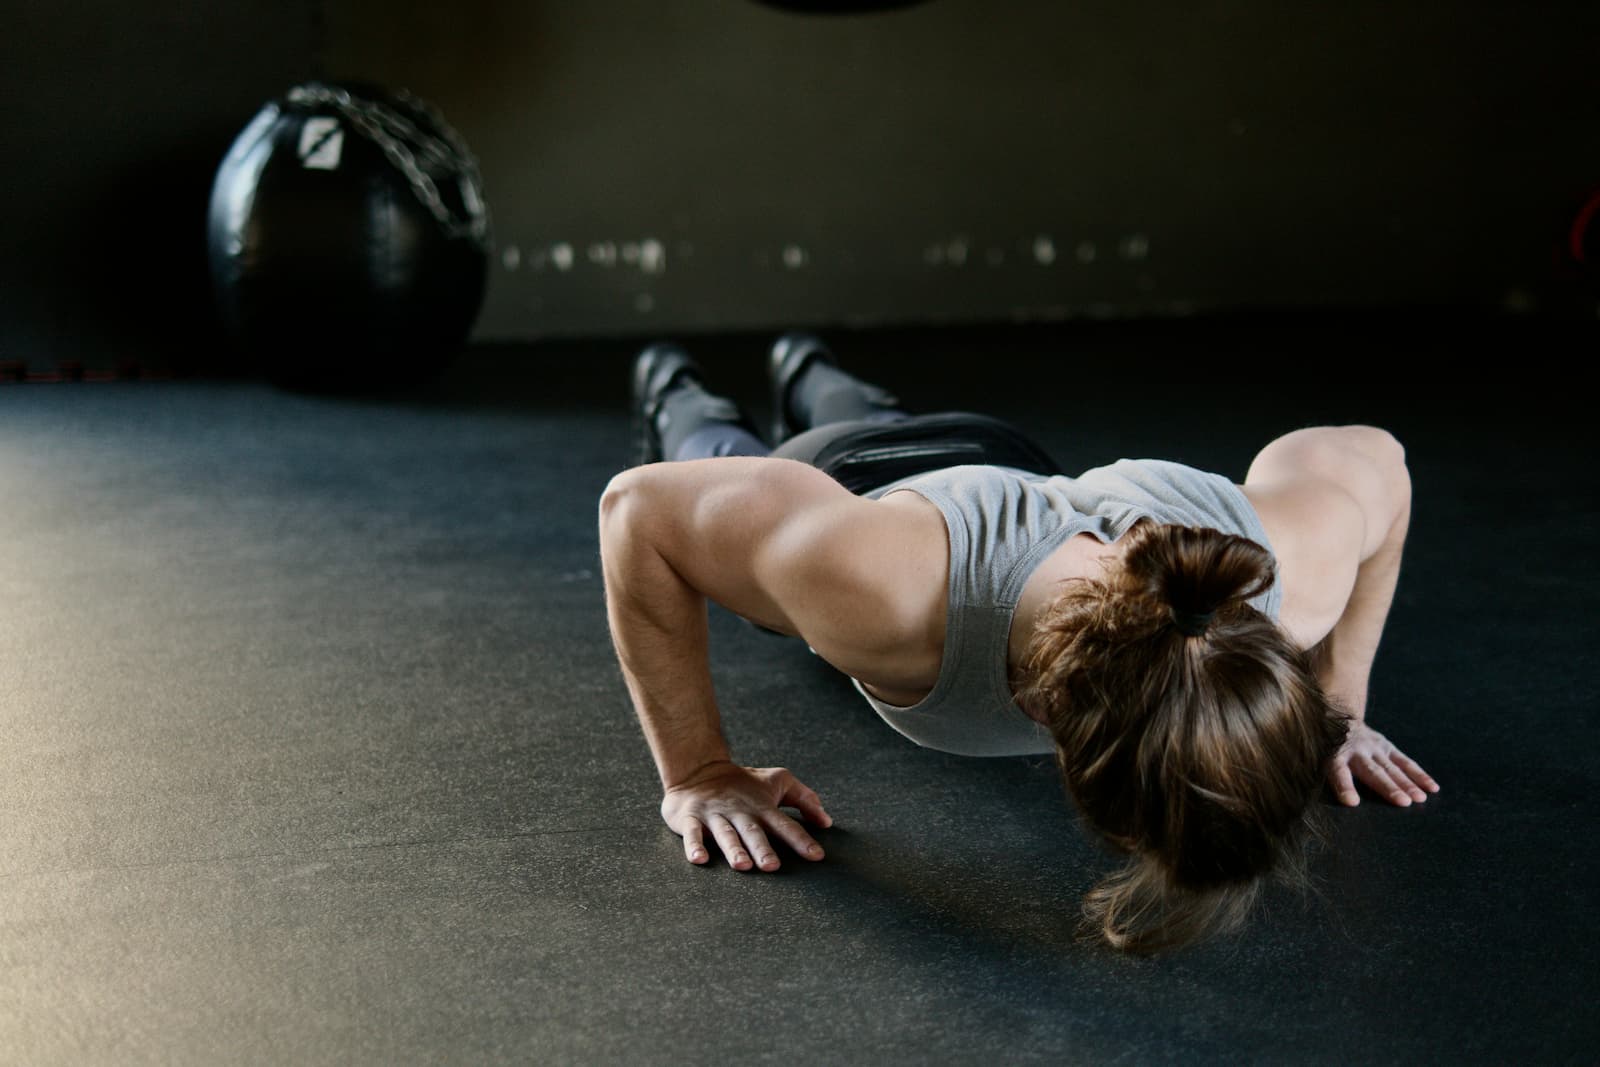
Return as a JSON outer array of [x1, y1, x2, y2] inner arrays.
[[0, 0, 312, 368], [323, 0, 1600, 337], [3, 1, 1597, 362]]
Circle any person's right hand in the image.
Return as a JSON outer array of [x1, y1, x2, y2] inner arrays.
[[660, 761, 833, 871], [1327, 719, 1438, 807]]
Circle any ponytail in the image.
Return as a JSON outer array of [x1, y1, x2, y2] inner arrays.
[[1083, 852, 1260, 955], [1018, 521, 1348, 954]]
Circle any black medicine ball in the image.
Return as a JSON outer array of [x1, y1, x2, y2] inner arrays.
[[207, 82, 490, 389]]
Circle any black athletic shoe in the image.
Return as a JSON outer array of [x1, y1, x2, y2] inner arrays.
[[766, 332, 837, 446], [630, 342, 703, 465]]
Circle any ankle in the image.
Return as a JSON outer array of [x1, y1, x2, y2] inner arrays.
[[656, 382, 743, 435], [787, 359, 848, 427]]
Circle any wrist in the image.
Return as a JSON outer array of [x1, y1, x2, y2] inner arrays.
[[1316, 665, 1369, 720], [660, 748, 733, 791]]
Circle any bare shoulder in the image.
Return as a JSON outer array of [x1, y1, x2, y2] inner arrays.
[[1238, 426, 1410, 647], [1244, 426, 1409, 553], [602, 457, 864, 631], [761, 487, 950, 684], [603, 457, 949, 682], [1237, 479, 1363, 648]]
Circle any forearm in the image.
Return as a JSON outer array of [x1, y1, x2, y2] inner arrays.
[[1316, 497, 1410, 720], [600, 494, 732, 790]]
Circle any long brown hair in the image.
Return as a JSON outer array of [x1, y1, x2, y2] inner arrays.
[[1015, 521, 1349, 954]]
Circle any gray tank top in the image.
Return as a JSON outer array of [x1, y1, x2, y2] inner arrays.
[[854, 459, 1281, 757]]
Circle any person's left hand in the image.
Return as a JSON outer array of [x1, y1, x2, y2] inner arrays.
[[1328, 721, 1439, 807]]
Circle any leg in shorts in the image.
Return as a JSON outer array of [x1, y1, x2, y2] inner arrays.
[[659, 341, 1062, 492]]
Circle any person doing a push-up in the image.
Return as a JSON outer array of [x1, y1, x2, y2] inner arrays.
[[599, 334, 1437, 953]]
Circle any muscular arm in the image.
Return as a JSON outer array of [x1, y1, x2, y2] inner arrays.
[[1246, 425, 1411, 717], [1314, 480, 1410, 723], [598, 472, 731, 792], [1245, 426, 1438, 806], [600, 458, 844, 787], [598, 457, 938, 866]]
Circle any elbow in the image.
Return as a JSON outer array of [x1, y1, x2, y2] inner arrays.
[[599, 469, 675, 565], [1368, 427, 1408, 487], [602, 467, 664, 523], [599, 470, 648, 555], [1340, 424, 1406, 469], [1344, 426, 1410, 546], [599, 470, 638, 526], [1342, 424, 1409, 502], [1366, 426, 1411, 520], [1389, 440, 1411, 516]]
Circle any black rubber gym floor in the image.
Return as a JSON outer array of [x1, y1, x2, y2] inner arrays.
[[2, 316, 1595, 1064]]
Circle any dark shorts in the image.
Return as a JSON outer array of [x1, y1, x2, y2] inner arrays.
[[772, 412, 1062, 495]]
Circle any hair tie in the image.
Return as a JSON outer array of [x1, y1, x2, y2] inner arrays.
[[1172, 609, 1214, 637]]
